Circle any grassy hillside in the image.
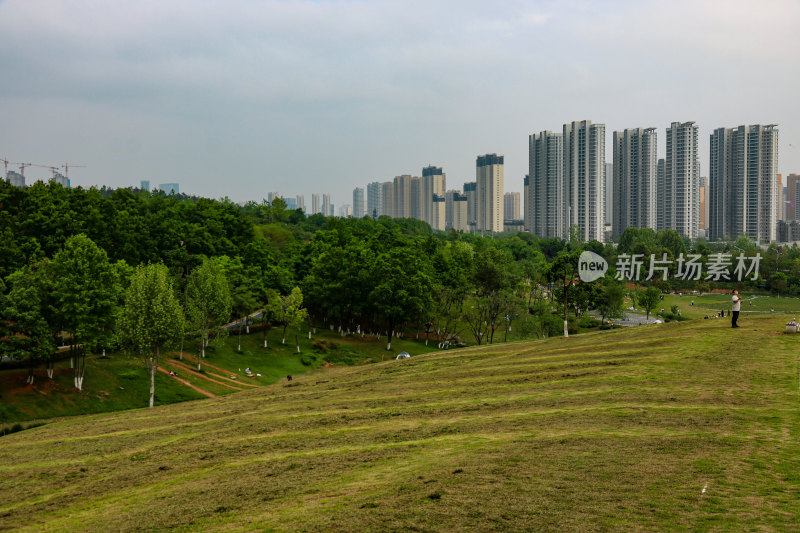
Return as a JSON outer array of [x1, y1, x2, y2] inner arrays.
[[3, 316, 800, 531], [0, 326, 436, 426]]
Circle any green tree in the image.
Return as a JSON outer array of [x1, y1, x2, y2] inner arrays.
[[2, 267, 56, 384], [274, 287, 309, 352], [369, 248, 433, 350], [544, 251, 581, 337], [186, 260, 232, 370], [596, 280, 625, 324], [637, 286, 660, 320], [52, 234, 120, 390], [118, 263, 185, 408]]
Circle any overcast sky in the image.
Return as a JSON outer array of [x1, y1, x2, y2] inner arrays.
[[1, 0, 798, 209]]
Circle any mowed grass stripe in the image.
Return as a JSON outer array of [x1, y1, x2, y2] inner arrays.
[[3, 315, 800, 531]]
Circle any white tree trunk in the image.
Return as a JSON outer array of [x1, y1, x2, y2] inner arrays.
[[264, 339, 267, 348], [308, 331, 311, 339], [563, 319, 569, 338], [149, 355, 156, 409], [386, 340, 391, 350]]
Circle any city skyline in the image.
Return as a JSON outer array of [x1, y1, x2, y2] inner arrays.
[[1, 1, 798, 208]]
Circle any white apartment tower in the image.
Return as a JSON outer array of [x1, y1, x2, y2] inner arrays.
[[476, 154, 504, 233], [504, 192, 520, 220], [612, 127, 658, 237], [444, 189, 459, 229], [464, 182, 477, 228], [381, 181, 394, 218], [422, 166, 446, 227], [452, 192, 469, 232], [431, 194, 446, 231], [311, 193, 321, 215], [366, 182, 382, 219], [295, 195, 305, 212], [526, 130, 565, 239], [664, 121, 700, 239], [352, 187, 365, 218], [709, 124, 779, 242], [393, 175, 413, 219], [322, 194, 331, 217], [564, 120, 605, 242]]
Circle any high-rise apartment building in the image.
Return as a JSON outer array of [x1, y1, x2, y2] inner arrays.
[[656, 158, 665, 231], [464, 182, 477, 228], [352, 187, 365, 218], [564, 120, 605, 242], [452, 192, 469, 232], [664, 121, 700, 239], [604, 162, 613, 226], [296, 195, 305, 212], [409, 176, 423, 220], [140, 180, 150, 192], [393, 175, 413, 218], [526, 130, 565, 238], [431, 194, 446, 231], [367, 182, 382, 219], [159, 183, 180, 195], [699, 177, 707, 232], [284, 197, 297, 210], [322, 194, 331, 218], [444, 189, 459, 229], [267, 192, 280, 203], [523, 175, 530, 229], [709, 124, 779, 242], [612, 127, 657, 237], [338, 204, 352, 218], [422, 166, 446, 227], [381, 181, 394, 219], [778, 174, 784, 221], [476, 154, 504, 233], [7, 171, 24, 188], [504, 192, 520, 220], [311, 193, 321, 215], [786, 174, 800, 221]]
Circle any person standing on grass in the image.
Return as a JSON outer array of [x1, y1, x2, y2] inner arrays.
[[732, 290, 742, 328]]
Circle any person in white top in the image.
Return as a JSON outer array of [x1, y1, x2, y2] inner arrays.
[[731, 290, 742, 328]]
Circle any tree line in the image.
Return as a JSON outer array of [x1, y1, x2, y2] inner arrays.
[[0, 180, 781, 405]]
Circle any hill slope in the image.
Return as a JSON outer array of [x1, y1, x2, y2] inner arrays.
[[3, 317, 800, 531]]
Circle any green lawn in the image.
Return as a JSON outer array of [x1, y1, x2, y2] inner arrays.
[[3, 315, 800, 530]]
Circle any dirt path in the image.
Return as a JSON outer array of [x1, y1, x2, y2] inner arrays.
[[162, 360, 247, 391], [157, 367, 216, 398], [166, 359, 258, 389], [169, 354, 261, 384]]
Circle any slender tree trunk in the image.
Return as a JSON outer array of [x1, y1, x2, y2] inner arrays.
[[296, 334, 300, 353], [238, 323, 242, 351], [386, 324, 393, 351], [149, 346, 158, 408], [179, 336, 183, 361]]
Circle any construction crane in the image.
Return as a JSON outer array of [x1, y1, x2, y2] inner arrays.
[[29, 163, 60, 179], [10, 162, 32, 176], [62, 163, 86, 181]]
